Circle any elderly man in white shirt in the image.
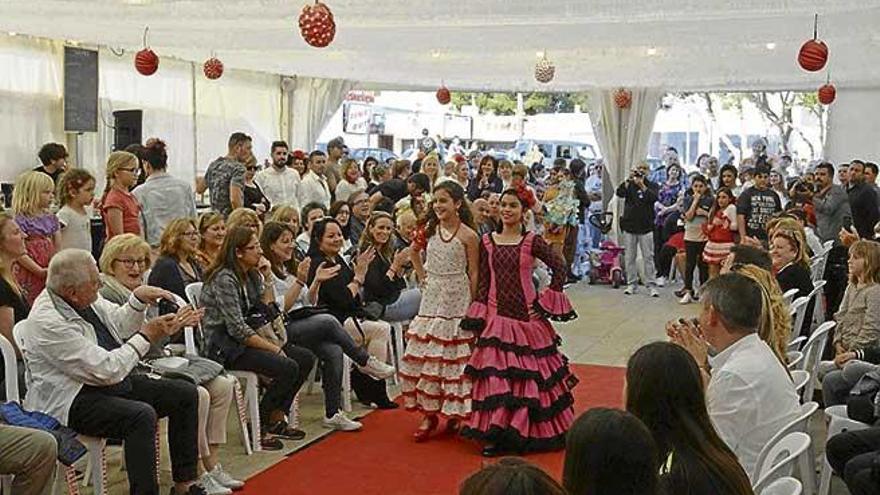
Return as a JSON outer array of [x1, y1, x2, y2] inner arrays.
[[255, 140, 300, 211], [669, 272, 800, 481], [297, 150, 331, 209], [18, 249, 208, 495]]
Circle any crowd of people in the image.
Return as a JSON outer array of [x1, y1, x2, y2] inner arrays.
[[1, 132, 880, 495]]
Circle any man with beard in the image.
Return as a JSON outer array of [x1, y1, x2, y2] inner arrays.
[[256, 140, 301, 212]]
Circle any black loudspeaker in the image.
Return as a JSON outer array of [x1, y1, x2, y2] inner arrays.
[[113, 110, 143, 151]]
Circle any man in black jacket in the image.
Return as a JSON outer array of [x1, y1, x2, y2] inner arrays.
[[615, 162, 659, 297], [848, 160, 880, 241]]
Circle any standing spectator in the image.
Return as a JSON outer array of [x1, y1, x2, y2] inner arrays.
[[101, 151, 142, 240], [361, 156, 379, 189], [847, 160, 880, 240], [288, 149, 307, 177], [55, 168, 96, 253], [324, 137, 346, 200], [347, 191, 370, 247], [584, 162, 604, 250], [420, 153, 441, 188], [563, 408, 661, 495], [297, 150, 331, 209], [466, 155, 503, 201], [12, 172, 60, 305], [370, 160, 410, 205], [718, 164, 739, 191], [616, 162, 659, 297], [677, 175, 712, 304], [34, 142, 68, 185], [703, 188, 738, 279], [865, 162, 879, 202], [769, 168, 789, 208], [334, 158, 367, 203], [814, 161, 853, 318], [255, 140, 300, 212], [668, 272, 800, 477], [204, 133, 251, 217], [838, 163, 850, 188], [241, 154, 271, 218], [395, 173, 431, 219], [736, 163, 781, 244], [132, 139, 197, 247]]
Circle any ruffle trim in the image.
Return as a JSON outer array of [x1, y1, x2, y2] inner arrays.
[[401, 389, 471, 402], [402, 354, 471, 365], [462, 302, 488, 331], [472, 392, 575, 423], [474, 335, 562, 357], [460, 426, 567, 453], [464, 364, 578, 391], [398, 370, 469, 385], [403, 405, 471, 420], [405, 330, 476, 346], [533, 289, 577, 322]]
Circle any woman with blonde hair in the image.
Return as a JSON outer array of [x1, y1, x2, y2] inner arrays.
[[268, 205, 301, 235], [97, 234, 152, 304], [335, 158, 367, 203], [771, 227, 814, 336], [196, 212, 226, 269], [420, 153, 441, 188], [226, 208, 261, 236], [730, 263, 791, 367], [0, 212, 30, 364], [147, 218, 203, 302], [12, 171, 60, 304], [101, 151, 142, 239]]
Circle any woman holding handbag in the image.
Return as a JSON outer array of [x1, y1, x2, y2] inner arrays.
[[305, 218, 397, 409], [260, 221, 395, 431], [201, 226, 314, 450]]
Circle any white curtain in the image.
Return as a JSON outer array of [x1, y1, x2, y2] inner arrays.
[[287, 76, 356, 151]]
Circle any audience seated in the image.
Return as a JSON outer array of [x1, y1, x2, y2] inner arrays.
[[226, 208, 261, 236], [148, 218, 204, 302], [359, 211, 421, 323], [821, 240, 880, 405], [98, 234, 152, 305], [0, 212, 30, 400], [0, 423, 57, 495], [195, 212, 226, 270], [20, 249, 206, 495], [297, 202, 328, 257], [770, 227, 814, 336], [348, 191, 371, 247], [305, 218, 396, 409], [200, 226, 314, 450], [729, 263, 791, 367], [667, 272, 800, 478], [562, 407, 661, 495], [459, 457, 565, 495], [259, 222, 394, 431], [626, 342, 754, 494], [826, 426, 880, 495], [329, 200, 354, 257]]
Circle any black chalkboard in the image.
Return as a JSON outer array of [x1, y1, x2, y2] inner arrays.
[[64, 46, 99, 133]]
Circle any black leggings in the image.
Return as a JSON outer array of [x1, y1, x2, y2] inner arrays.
[[683, 240, 708, 291]]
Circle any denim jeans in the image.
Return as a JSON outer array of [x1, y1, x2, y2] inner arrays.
[[822, 360, 877, 407], [382, 288, 422, 323], [287, 313, 370, 417]]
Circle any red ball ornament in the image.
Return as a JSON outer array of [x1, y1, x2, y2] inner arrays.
[[798, 39, 828, 72], [818, 83, 836, 105], [299, 1, 336, 48], [203, 57, 224, 80], [436, 86, 451, 105], [613, 88, 632, 109], [135, 48, 159, 76]]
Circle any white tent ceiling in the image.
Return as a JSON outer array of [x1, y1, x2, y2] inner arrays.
[[1, 0, 879, 92]]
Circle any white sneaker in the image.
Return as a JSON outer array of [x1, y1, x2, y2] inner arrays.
[[623, 285, 635, 295], [650, 288, 659, 298], [322, 411, 363, 431], [679, 292, 693, 305], [655, 276, 667, 288], [199, 472, 232, 495], [209, 464, 244, 490], [359, 356, 395, 380]]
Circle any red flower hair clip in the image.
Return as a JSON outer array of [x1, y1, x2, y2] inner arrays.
[[514, 183, 536, 210]]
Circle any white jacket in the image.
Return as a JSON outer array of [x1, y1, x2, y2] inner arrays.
[[18, 289, 151, 424]]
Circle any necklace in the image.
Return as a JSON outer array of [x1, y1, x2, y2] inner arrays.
[[438, 223, 460, 243]]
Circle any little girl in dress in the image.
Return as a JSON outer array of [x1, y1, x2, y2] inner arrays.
[[12, 171, 60, 304]]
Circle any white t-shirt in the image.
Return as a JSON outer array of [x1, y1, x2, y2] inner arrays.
[[56, 205, 93, 252]]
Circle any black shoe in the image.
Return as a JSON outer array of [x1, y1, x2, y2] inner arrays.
[[266, 421, 306, 441], [674, 288, 688, 298], [375, 399, 400, 410], [258, 435, 284, 451], [481, 444, 504, 457], [170, 484, 208, 495]]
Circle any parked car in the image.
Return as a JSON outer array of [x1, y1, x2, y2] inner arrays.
[[512, 139, 596, 167], [349, 147, 397, 164]]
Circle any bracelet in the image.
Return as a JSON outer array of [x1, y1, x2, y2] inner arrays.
[[293, 278, 306, 288], [353, 277, 365, 285]]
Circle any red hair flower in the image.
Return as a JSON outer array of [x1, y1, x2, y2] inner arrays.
[[514, 183, 536, 210]]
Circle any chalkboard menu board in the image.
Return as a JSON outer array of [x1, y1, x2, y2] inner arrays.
[[64, 46, 99, 133]]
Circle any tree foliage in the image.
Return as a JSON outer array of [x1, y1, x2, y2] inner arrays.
[[449, 92, 589, 115]]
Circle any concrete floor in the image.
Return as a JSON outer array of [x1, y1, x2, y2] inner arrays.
[[80, 280, 847, 494]]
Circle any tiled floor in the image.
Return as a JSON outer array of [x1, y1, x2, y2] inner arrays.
[[83, 280, 847, 494]]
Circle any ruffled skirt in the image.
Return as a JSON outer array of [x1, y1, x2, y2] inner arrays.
[[462, 314, 577, 452]]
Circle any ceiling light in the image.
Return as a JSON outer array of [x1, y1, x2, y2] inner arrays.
[[535, 50, 545, 58], [765, 42, 777, 50], [430, 49, 441, 58], [646, 47, 658, 56], [7, 31, 17, 37]]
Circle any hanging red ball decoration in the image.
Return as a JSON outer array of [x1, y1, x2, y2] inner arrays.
[[135, 48, 159, 76], [203, 57, 224, 80], [818, 83, 836, 105], [534, 56, 555, 84], [613, 88, 632, 109], [436, 85, 451, 105], [299, 1, 336, 48], [798, 39, 828, 72]]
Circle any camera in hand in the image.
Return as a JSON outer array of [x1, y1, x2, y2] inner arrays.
[[632, 170, 644, 179], [157, 298, 180, 316]]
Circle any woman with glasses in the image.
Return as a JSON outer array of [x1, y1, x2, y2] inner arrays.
[[97, 234, 152, 304], [329, 201, 354, 258], [148, 218, 204, 303], [242, 153, 271, 218], [100, 151, 142, 239], [359, 211, 421, 323]]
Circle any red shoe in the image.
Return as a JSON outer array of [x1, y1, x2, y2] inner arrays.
[[413, 415, 439, 443]]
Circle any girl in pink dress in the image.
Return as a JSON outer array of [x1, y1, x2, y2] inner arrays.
[[12, 171, 60, 305], [462, 188, 578, 457], [399, 181, 480, 442]]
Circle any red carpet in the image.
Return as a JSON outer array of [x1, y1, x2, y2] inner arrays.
[[240, 364, 625, 495]]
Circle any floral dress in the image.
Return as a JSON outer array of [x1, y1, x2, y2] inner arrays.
[[543, 180, 580, 245], [462, 232, 578, 452], [14, 213, 59, 305], [399, 231, 474, 418]]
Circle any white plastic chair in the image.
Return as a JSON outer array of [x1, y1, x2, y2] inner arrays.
[[787, 336, 806, 352], [752, 402, 818, 491], [790, 370, 810, 400], [786, 351, 803, 370], [818, 405, 871, 495], [810, 280, 827, 327], [798, 321, 835, 402], [782, 288, 799, 306], [761, 477, 802, 495], [752, 432, 812, 493], [789, 296, 810, 343], [809, 258, 823, 283], [184, 282, 261, 454]]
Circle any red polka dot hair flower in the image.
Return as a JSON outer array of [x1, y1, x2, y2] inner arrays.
[[514, 183, 536, 210]]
